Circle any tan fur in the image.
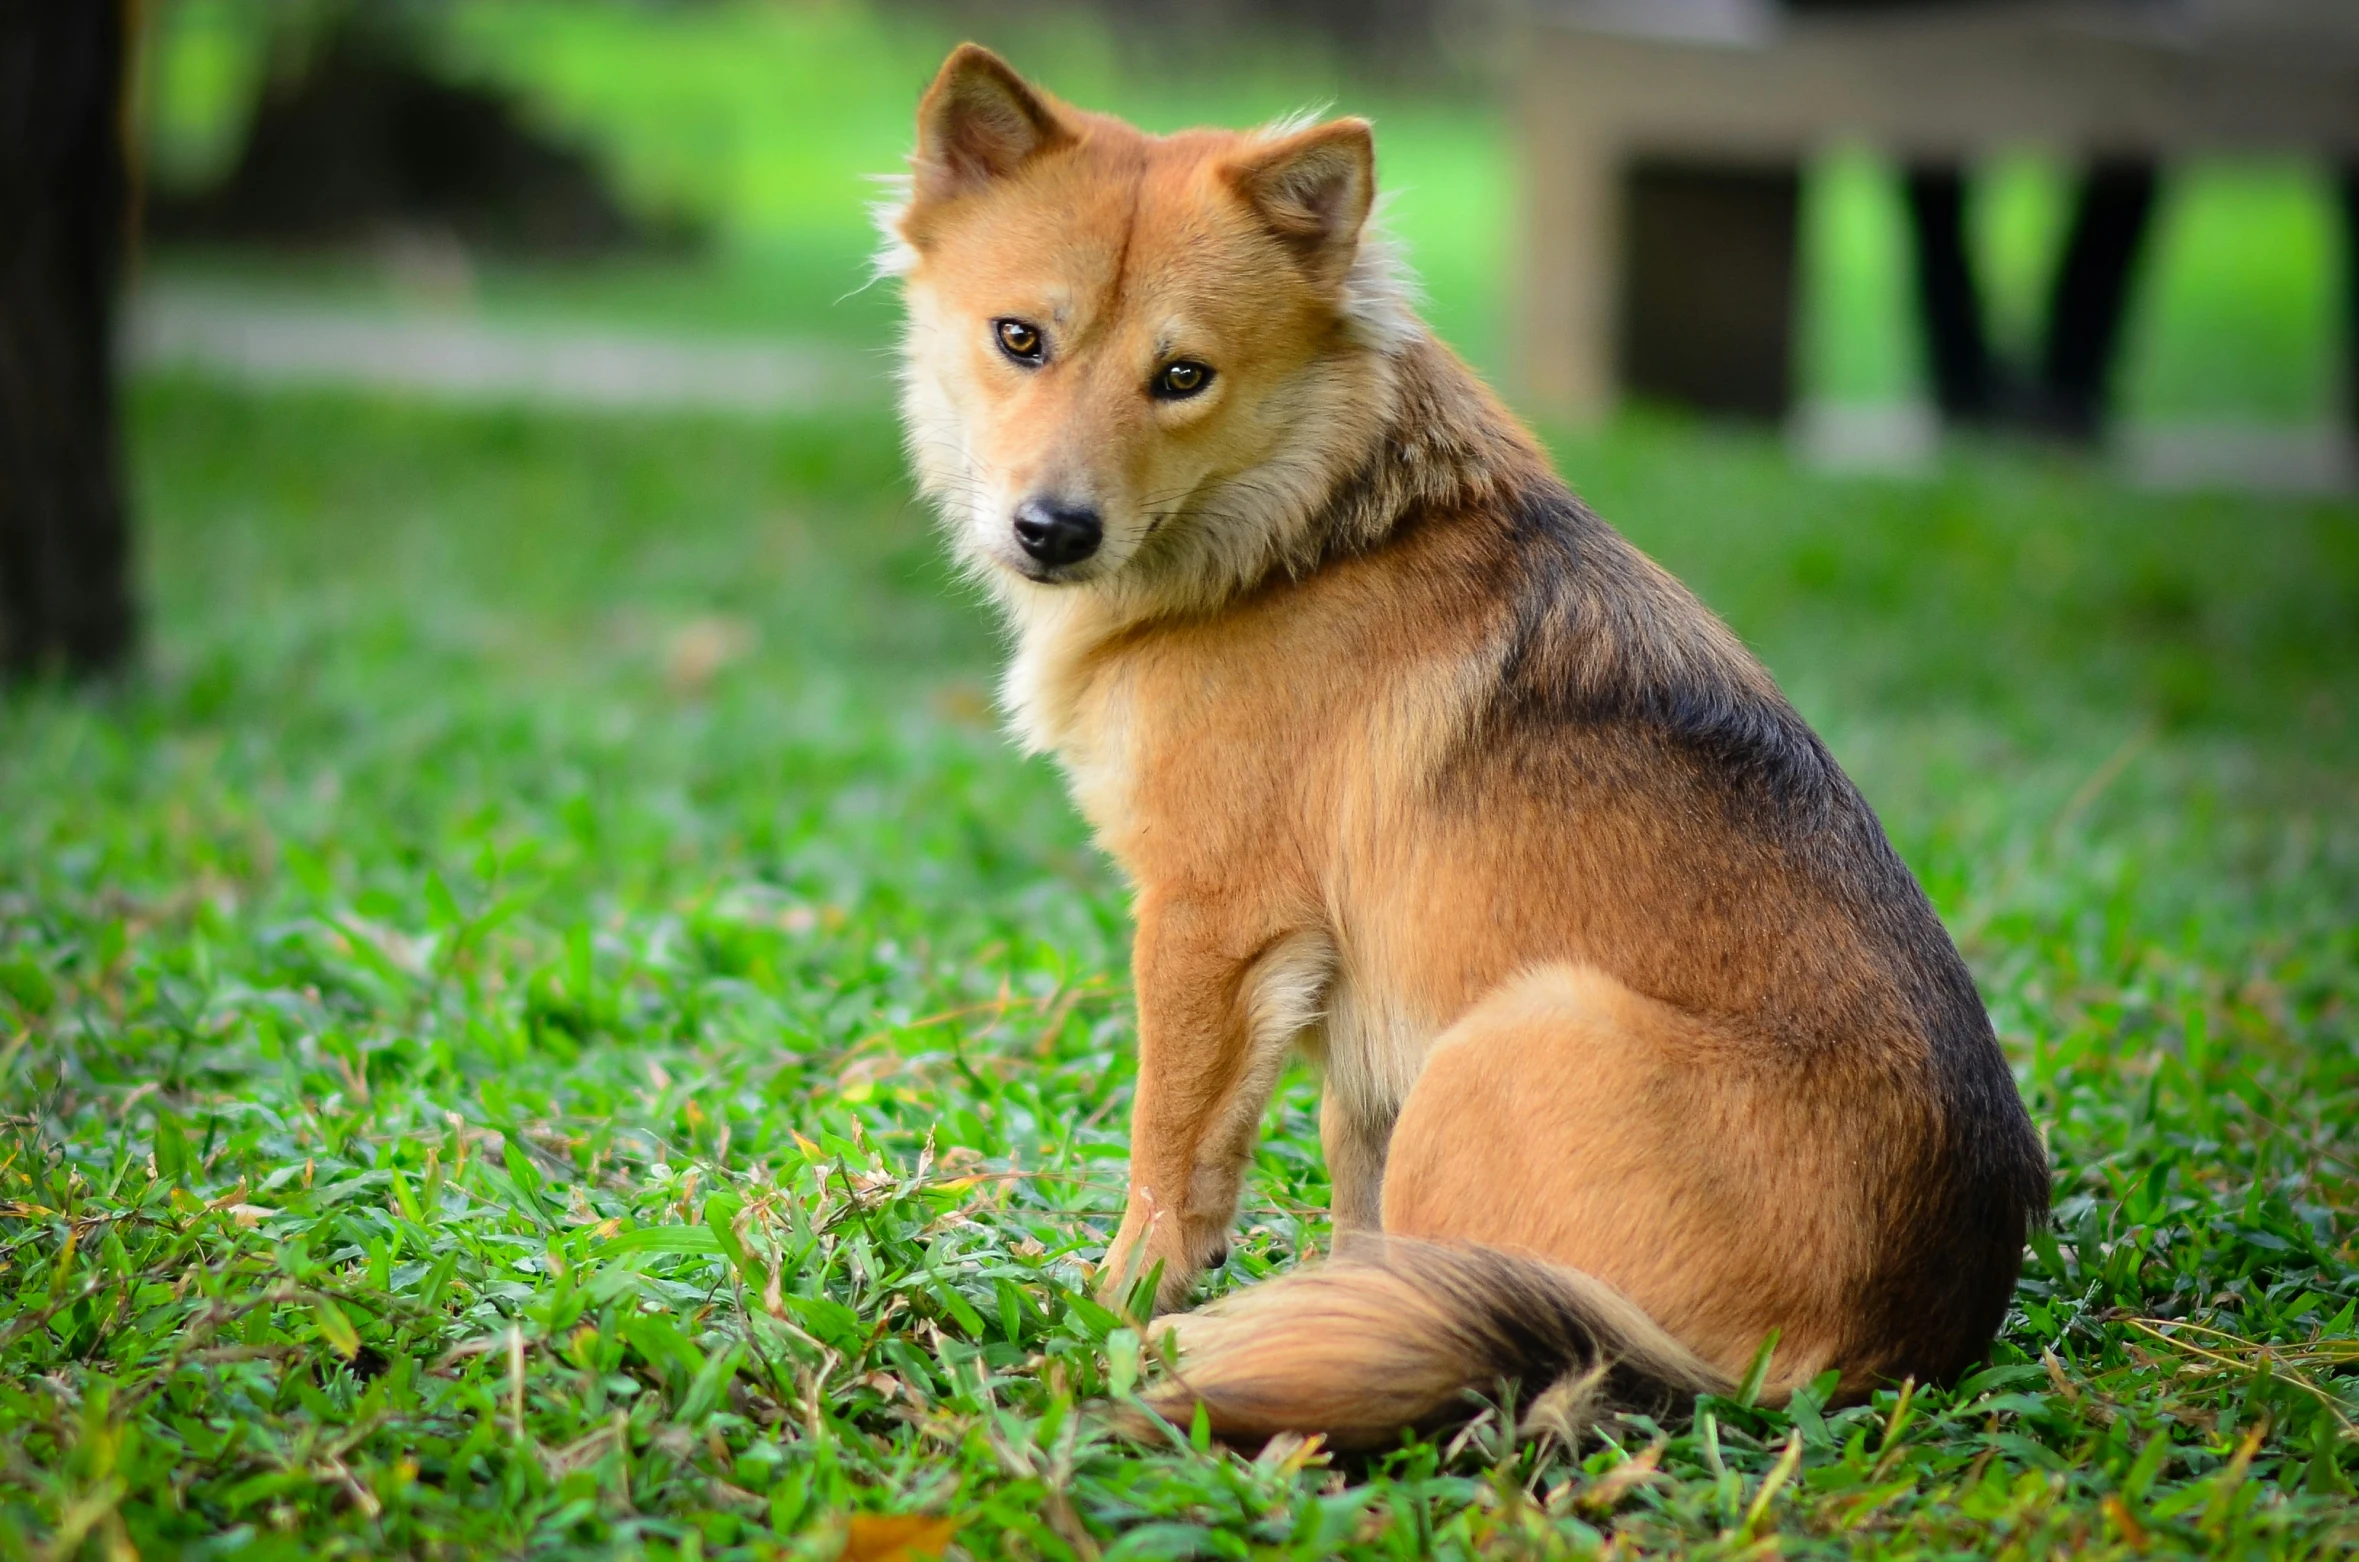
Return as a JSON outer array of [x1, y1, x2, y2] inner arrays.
[[1135, 1236, 1728, 1449], [889, 45, 2047, 1443]]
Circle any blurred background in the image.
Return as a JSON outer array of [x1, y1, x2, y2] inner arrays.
[[3, 0, 2355, 891], [111, 0, 2357, 444], [6, 1, 2356, 688], [125, 0, 2359, 414]]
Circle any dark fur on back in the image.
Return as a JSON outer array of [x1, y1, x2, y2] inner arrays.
[[1483, 479, 1841, 810]]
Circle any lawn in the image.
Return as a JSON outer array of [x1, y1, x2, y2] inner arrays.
[[2, 370, 2356, 1557]]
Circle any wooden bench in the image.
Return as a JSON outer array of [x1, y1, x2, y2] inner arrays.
[[1513, 0, 2359, 425]]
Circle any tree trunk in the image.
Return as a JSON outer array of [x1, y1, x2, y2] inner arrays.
[[0, 1, 135, 680]]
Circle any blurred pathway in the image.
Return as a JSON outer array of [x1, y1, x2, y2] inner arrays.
[[1793, 400, 2356, 495], [125, 280, 883, 414], [126, 282, 2350, 494]]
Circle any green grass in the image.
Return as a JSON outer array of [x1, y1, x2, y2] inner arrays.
[[3, 378, 2357, 1557]]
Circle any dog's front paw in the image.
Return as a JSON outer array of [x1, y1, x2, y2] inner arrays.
[[1100, 1194, 1222, 1315]]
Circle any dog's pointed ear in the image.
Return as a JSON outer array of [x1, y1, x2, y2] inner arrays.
[[913, 44, 1073, 205], [1227, 118, 1376, 280]]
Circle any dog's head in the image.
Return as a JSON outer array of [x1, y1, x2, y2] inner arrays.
[[884, 45, 1412, 616]]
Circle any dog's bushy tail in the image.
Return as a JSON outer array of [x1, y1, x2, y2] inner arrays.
[[1134, 1238, 1729, 1450]]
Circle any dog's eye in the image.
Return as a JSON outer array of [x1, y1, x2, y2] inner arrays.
[[994, 319, 1045, 364], [1153, 361, 1214, 400]]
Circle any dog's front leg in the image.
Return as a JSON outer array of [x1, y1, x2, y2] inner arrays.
[[1100, 898, 1320, 1314]]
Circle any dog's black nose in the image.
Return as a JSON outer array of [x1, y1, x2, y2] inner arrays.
[[1204, 1241, 1230, 1270], [1012, 499, 1103, 568]]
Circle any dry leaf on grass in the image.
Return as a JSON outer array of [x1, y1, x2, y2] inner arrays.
[[840, 1513, 960, 1562]]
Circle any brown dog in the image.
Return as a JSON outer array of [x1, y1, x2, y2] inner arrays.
[[883, 43, 2047, 1447]]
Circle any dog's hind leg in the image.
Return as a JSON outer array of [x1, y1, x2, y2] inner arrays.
[[1379, 964, 1861, 1390], [1320, 1090, 1393, 1236]]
